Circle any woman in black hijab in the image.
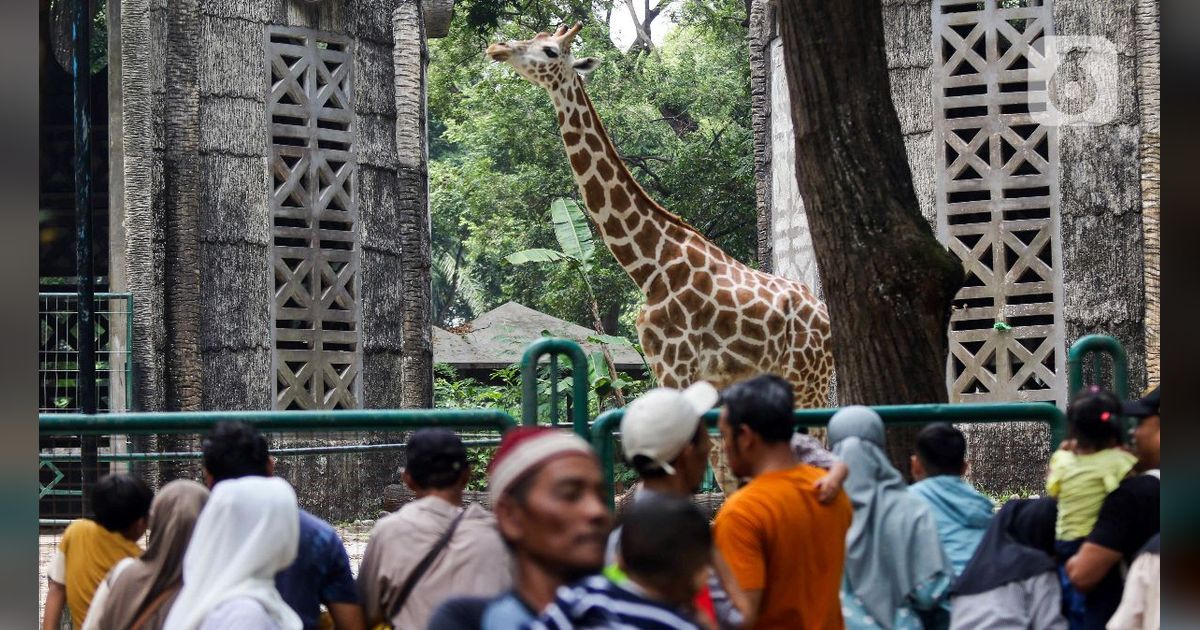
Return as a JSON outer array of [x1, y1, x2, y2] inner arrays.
[[949, 497, 1068, 629]]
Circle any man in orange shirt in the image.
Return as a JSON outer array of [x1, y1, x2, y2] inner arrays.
[[712, 374, 852, 630]]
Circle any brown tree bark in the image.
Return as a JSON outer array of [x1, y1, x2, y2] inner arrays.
[[160, 0, 203, 481], [776, 1, 963, 471]]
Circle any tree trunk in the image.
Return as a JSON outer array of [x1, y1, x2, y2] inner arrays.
[[776, 1, 963, 471], [395, 2, 434, 408], [160, 0, 203, 480]]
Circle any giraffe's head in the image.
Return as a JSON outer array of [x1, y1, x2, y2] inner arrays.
[[485, 22, 599, 91]]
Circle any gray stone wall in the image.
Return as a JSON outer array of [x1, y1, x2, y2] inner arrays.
[[119, 0, 434, 412], [116, 0, 436, 514], [750, 0, 1157, 493], [1054, 0, 1149, 395]]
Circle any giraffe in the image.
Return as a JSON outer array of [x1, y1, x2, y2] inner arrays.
[[486, 24, 834, 485]]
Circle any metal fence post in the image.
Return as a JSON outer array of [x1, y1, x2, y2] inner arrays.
[[1067, 335, 1129, 401], [520, 338, 590, 438]]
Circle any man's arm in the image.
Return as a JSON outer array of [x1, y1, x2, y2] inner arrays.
[[327, 602, 366, 630], [322, 526, 366, 630], [42, 579, 66, 630], [736, 590, 763, 629], [711, 510, 764, 629], [355, 537, 384, 627], [1065, 542, 1123, 593]]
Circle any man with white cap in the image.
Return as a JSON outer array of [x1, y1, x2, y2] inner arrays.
[[604, 381, 749, 629], [427, 426, 610, 630]]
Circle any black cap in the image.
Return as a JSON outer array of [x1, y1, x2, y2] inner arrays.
[[1121, 385, 1159, 419], [405, 429, 469, 489]]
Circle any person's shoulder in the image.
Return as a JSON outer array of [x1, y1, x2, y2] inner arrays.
[[298, 509, 346, 545], [1102, 448, 1138, 467], [1049, 448, 1076, 467], [298, 508, 334, 532], [460, 506, 501, 538], [1114, 472, 1160, 496], [63, 517, 100, 536], [429, 595, 494, 630]]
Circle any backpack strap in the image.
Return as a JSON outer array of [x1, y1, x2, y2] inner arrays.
[[385, 507, 468, 622]]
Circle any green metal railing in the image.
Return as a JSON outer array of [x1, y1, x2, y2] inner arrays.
[[39, 408, 517, 436], [1068, 334, 1129, 401], [591, 402, 1067, 506], [520, 337, 590, 438], [38, 409, 517, 522]]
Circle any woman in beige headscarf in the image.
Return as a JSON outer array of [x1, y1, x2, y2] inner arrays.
[[85, 479, 209, 630]]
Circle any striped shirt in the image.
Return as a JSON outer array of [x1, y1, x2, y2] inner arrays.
[[526, 575, 701, 630]]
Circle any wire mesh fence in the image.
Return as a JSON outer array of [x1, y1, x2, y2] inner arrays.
[[39, 292, 133, 414], [38, 410, 515, 627]]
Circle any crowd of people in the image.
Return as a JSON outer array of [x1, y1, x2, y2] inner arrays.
[[42, 378, 1160, 630]]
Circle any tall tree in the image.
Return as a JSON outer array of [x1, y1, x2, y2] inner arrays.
[[776, 1, 963, 467]]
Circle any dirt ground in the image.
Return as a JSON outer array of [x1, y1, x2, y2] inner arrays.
[[38, 524, 375, 626]]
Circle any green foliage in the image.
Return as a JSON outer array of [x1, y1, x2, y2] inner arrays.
[[504, 248, 572, 265], [429, 0, 756, 336], [550, 198, 596, 263]]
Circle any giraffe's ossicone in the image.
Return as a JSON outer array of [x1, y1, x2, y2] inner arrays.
[[487, 23, 834, 491]]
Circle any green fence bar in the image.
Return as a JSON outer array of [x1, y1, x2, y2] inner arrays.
[[39, 408, 518, 436], [591, 402, 1066, 507], [39, 438, 504, 463], [520, 338, 590, 438], [1067, 334, 1129, 401]]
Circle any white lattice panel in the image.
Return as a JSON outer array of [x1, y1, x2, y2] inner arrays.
[[267, 27, 362, 410], [933, 0, 1065, 404]]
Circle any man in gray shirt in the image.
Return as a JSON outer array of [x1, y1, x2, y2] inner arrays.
[[357, 430, 512, 629]]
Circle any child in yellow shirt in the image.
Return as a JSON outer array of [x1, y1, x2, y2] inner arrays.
[[1047, 386, 1136, 628], [42, 473, 150, 630]]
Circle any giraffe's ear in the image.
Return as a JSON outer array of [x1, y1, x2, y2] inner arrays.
[[572, 57, 599, 76]]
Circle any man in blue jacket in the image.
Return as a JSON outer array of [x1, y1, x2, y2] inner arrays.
[[909, 423, 995, 575]]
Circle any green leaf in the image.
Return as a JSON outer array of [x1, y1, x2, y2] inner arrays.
[[550, 198, 595, 263], [586, 351, 610, 387], [586, 334, 635, 347], [504, 248, 571, 265]]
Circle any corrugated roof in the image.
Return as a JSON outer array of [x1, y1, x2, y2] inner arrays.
[[432, 301, 646, 370]]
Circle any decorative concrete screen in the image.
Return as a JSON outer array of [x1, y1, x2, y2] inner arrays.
[[767, 40, 821, 295], [267, 27, 362, 410], [934, 0, 1064, 404]]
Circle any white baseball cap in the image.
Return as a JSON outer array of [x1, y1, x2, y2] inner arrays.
[[621, 381, 720, 475]]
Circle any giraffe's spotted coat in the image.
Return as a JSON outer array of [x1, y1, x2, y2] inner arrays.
[[485, 25, 834, 408]]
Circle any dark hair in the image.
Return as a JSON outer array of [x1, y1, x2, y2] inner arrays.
[[1068, 386, 1123, 449], [719, 374, 795, 443], [202, 421, 270, 483], [92, 473, 153, 533], [629, 423, 707, 480], [407, 429, 469, 489], [915, 423, 967, 476], [620, 497, 711, 583]]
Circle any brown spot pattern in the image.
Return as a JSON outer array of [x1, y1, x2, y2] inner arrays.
[[583, 176, 606, 208], [570, 150, 591, 174], [595, 158, 613, 180]]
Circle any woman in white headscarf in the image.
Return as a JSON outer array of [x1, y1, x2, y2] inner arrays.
[[164, 476, 302, 630], [829, 406, 955, 630]]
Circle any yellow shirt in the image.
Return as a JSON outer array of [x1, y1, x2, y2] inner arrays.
[[1046, 448, 1137, 540], [54, 519, 142, 628], [713, 464, 852, 630]]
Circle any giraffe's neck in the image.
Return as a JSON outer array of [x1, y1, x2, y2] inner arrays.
[[549, 76, 720, 291]]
